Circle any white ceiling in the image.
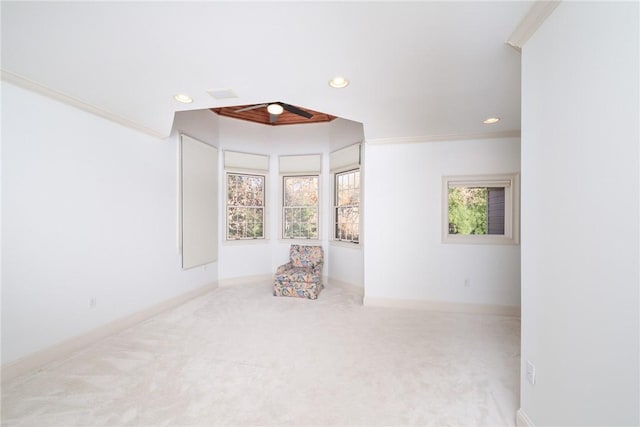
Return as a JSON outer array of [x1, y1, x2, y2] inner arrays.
[[1, 1, 532, 140]]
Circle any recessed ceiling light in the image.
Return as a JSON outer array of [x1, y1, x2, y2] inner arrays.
[[267, 104, 284, 115], [174, 94, 193, 104], [329, 76, 349, 88], [483, 117, 500, 124]]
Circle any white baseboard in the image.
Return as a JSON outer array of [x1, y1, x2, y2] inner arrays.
[[218, 274, 272, 287], [1, 282, 218, 383], [363, 295, 520, 317], [516, 409, 535, 427]]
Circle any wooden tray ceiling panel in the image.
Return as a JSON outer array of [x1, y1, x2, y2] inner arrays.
[[211, 103, 336, 126]]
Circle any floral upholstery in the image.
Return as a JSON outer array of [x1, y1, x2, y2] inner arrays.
[[273, 245, 324, 299]]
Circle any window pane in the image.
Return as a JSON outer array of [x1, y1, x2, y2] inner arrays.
[[448, 186, 505, 236], [334, 170, 360, 242], [283, 176, 319, 239], [227, 173, 265, 240], [442, 174, 521, 245]]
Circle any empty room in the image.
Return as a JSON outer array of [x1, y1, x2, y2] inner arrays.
[[1, 2, 638, 426]]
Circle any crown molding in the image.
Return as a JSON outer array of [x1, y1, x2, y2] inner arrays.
[[1, 69, 167, 139], [366, 130, 521, 146], [506, 0, 561, 52]]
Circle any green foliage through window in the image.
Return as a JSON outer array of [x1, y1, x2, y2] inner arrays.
[[448, 186, 506, 236]]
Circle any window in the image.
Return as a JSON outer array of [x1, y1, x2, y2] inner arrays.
[[283, 175, 319, 239], [334, 169, 360, 243], [442, 174, 519, 244], [226, 173, 265, 240]]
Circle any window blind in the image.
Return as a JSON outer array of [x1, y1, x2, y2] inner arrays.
[[330, 143, 361, 172], [224, 150, 269, 172], [279, 154, 322, 174]]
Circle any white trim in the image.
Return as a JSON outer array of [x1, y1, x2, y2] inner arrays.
[[363, 296, 521, 317], [280, 174, 321, 240], [332, 168, 362, 244], [224, 171, 269, 241], [1, 282, 218, 382], [506, 0, 561, 52], [366, 130, 520, 146], [442, 173, 520, 245], [516, 409, 536, 427], [1, 69, 167, 138], [222, 238, 270, 247], [218, 274, 272, 287]]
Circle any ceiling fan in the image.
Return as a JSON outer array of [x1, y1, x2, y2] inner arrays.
[[234, 102, 314, 124]]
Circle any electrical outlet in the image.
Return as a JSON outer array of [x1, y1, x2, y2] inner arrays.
[[89, 297, 97, 309], [464, 278, 471, 288], [526, 360, 536, 385]]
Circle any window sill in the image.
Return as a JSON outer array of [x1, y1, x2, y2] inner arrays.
[[442, 234, 519, 245], [223, 238, 270, 246], [330, 240, 362, 249]]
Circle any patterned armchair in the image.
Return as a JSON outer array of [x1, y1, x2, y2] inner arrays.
[[273, 245, 324, 300]]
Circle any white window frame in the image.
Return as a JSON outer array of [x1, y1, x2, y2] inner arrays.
[[333, 168, 361, 244], [225, 171, 268, 241], [281, 174, 320, 240], [442, 173, 519, 245]]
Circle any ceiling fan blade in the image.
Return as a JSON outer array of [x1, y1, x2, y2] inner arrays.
[[280, 103, 313, 119], [269, 113, 278, 124], [234, 103, 269, 113]]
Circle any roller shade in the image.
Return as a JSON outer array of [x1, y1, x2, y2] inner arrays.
[[279, 154, 322, 174], [447, 179, 512, 188], [180, 134, 218, 269], [330, 143, 361, 172], [224, 150, 269, 172]]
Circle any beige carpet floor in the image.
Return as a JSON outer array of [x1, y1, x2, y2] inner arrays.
[[1, 282, 520, 427]]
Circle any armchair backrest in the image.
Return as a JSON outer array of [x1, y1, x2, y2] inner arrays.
[[289, 244, 324, 269]]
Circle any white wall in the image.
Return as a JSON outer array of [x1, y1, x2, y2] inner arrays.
[[172, 109, 220, 148], [205, 115, 367, 289], [217, 117, 333, 280], [1, 82, 217, 364], [520, 2, 639, 425], [328, 118, 365, 288], [364, 137, 521, 307], [329, 118, 365, 151]]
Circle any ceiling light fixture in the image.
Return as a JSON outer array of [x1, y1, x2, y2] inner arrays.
[[174, 94, 193, 104], [483, 117, 500, 124], [267, 103, 284, 115], [329, 76, 349, 88]]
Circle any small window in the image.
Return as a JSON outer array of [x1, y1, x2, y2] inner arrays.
[[226, 173, 265, 240], [442, 174, 519, 244], [283, 175, 319, 239], [334, 169, 360, 243]]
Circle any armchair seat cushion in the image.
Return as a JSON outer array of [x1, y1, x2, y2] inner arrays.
[[275, 267, 322, 284]]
